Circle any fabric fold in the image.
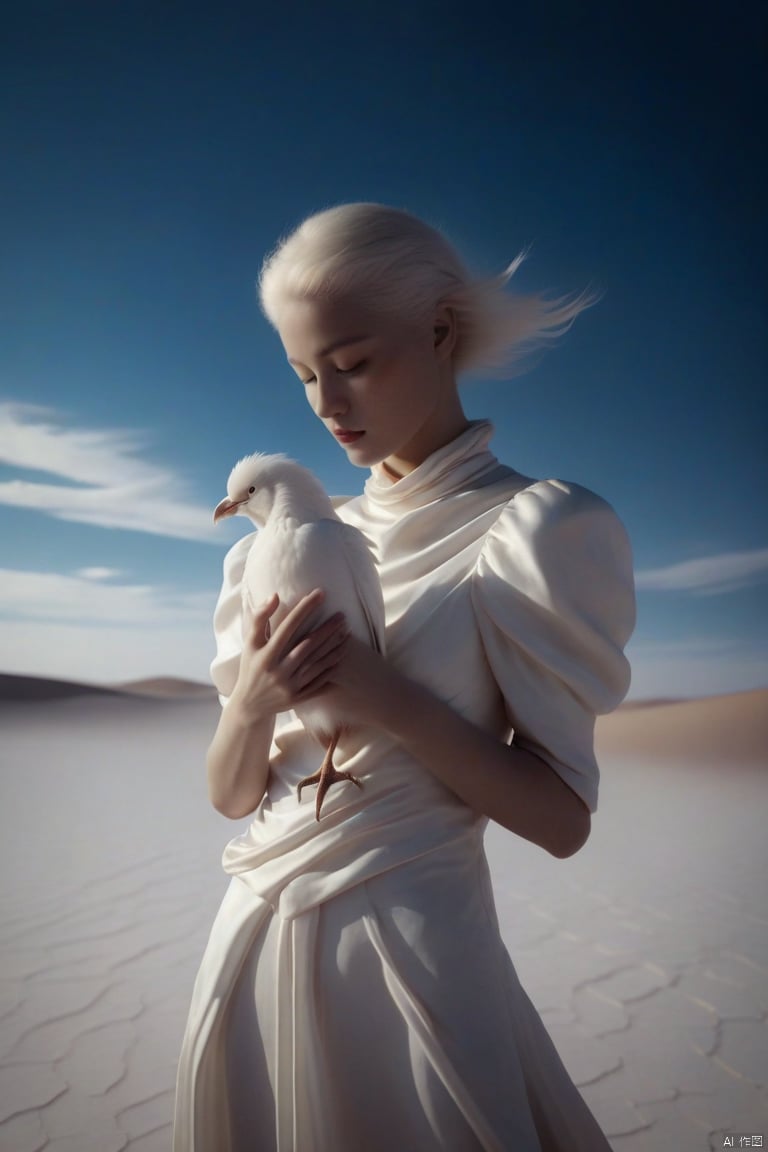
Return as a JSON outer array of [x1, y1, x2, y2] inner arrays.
[[221, 746, 483, 922], [365, 420, 502, 509], [362, 913, 531, 1152]]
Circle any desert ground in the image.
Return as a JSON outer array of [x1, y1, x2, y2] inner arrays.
[[0, 677, 766, 1151]]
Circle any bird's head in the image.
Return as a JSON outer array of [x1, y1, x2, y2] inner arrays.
[[213, 452, 290, 527]]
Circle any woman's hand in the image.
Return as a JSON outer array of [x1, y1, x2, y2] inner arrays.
[[231, 588, 349, 719], [311, 632, 409, 732]]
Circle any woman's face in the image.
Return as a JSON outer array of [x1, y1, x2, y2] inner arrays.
[[277, 294, 464, 477]]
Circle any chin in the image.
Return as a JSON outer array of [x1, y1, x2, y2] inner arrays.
[[336, 438, 384, 468], [356, 447, 395, 470]]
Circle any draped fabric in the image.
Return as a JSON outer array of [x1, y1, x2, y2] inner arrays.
[[173, 420, 636, 1151]]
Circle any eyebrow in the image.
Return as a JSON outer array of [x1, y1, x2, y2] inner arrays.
[[287, 335, 370, 366]]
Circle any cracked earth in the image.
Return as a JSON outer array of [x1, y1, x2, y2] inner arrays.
[[1, 698, 766, 1151]]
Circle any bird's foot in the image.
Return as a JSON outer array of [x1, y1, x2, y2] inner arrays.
[[297, 765, 362, 821]]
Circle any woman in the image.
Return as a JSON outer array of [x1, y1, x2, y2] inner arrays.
[[173, 203, 636, 1151]]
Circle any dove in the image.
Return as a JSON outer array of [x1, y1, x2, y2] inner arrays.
[[213, 452, 386, 819]]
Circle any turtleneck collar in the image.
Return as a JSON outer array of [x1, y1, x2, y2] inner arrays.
[[364, 420, 502, 510]]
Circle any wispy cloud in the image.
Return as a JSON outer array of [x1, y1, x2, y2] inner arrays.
[[0, 567, 212, 626], [75, 567, 123, 581], [635, 549, 768, 595], [0, 401, 222, 542], [0, 400, 159, 486], [625, 634, 768, 700]]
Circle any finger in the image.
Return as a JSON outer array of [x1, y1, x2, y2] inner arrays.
[[292, 661, 344, 702], [291, 634, 349, 692], [270, 589, 327, 656], [282, 614, 346, 670], [291, 622, 349, 669], [292, 671, 333, 702], [241, 590, 256, 640], [246, 591, 278, 625], [248, 592, 279, 647]]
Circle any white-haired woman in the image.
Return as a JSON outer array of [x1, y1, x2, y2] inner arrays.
[[173, 203, 636, 1151]]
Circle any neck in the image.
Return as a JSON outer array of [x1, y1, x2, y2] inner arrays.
[[383, 401, 472, 481]]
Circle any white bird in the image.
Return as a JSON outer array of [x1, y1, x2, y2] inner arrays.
[[213, 452, 386, 820]]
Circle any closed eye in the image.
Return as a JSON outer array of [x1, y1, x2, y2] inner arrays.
[[300, 360, 367, 386], [341, 359, 367, 375]]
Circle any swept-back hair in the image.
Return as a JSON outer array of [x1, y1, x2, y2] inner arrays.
[[258, 202, 598, 380]]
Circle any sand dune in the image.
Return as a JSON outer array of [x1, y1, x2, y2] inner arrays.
[[595, 687, 768, 765], [0, 672, 125, 702], [1, 677, 766, 1149]]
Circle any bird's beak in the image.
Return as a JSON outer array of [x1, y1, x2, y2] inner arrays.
[[213, 497, 244, 524]]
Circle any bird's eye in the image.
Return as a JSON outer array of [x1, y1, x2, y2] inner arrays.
[[248, 486, 255, 494]]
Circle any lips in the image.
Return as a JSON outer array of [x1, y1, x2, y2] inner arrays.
[[333, 430, 365, 444]]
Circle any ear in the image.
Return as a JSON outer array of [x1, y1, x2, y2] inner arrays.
[[433, 304, 458, 362]]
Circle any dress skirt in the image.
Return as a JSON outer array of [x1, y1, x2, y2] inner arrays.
[[172, 758, 613, 1152]]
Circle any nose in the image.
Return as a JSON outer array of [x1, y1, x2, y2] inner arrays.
[[312, 372, 349, 420]]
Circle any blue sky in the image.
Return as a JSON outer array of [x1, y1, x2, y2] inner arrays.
[[1, 2, 765, 699]]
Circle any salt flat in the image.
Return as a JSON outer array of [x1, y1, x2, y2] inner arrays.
[[0, 687, 766, 1151]]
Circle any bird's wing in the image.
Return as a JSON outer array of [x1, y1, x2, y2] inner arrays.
[[335, 521, 387, 655], [271, 519, 386, 655]]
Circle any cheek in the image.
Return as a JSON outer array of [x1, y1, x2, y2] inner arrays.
[[392, 360, 438, 414], [303, 385, 319, 413], [385, 354, 426, 399]]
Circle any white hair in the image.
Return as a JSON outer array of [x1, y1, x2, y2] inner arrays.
[[258, 202, 598, 380]]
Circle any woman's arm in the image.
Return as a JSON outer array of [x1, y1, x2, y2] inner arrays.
[[322, 637, 591, 858], [207, 590, 348, 818], [206, 689, 276, 819]]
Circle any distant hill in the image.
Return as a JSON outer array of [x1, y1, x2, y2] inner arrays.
[[112, 677, 218, 699], [0, 673, 216, 702], [614, 697, 685, 710], [0, 673, 125, 702]]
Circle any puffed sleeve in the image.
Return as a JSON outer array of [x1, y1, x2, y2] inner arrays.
[[209, 531, 258, 707], [470, 479, 636, 814]]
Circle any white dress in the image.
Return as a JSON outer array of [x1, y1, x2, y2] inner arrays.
[[172, 421, 636, 1152]]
